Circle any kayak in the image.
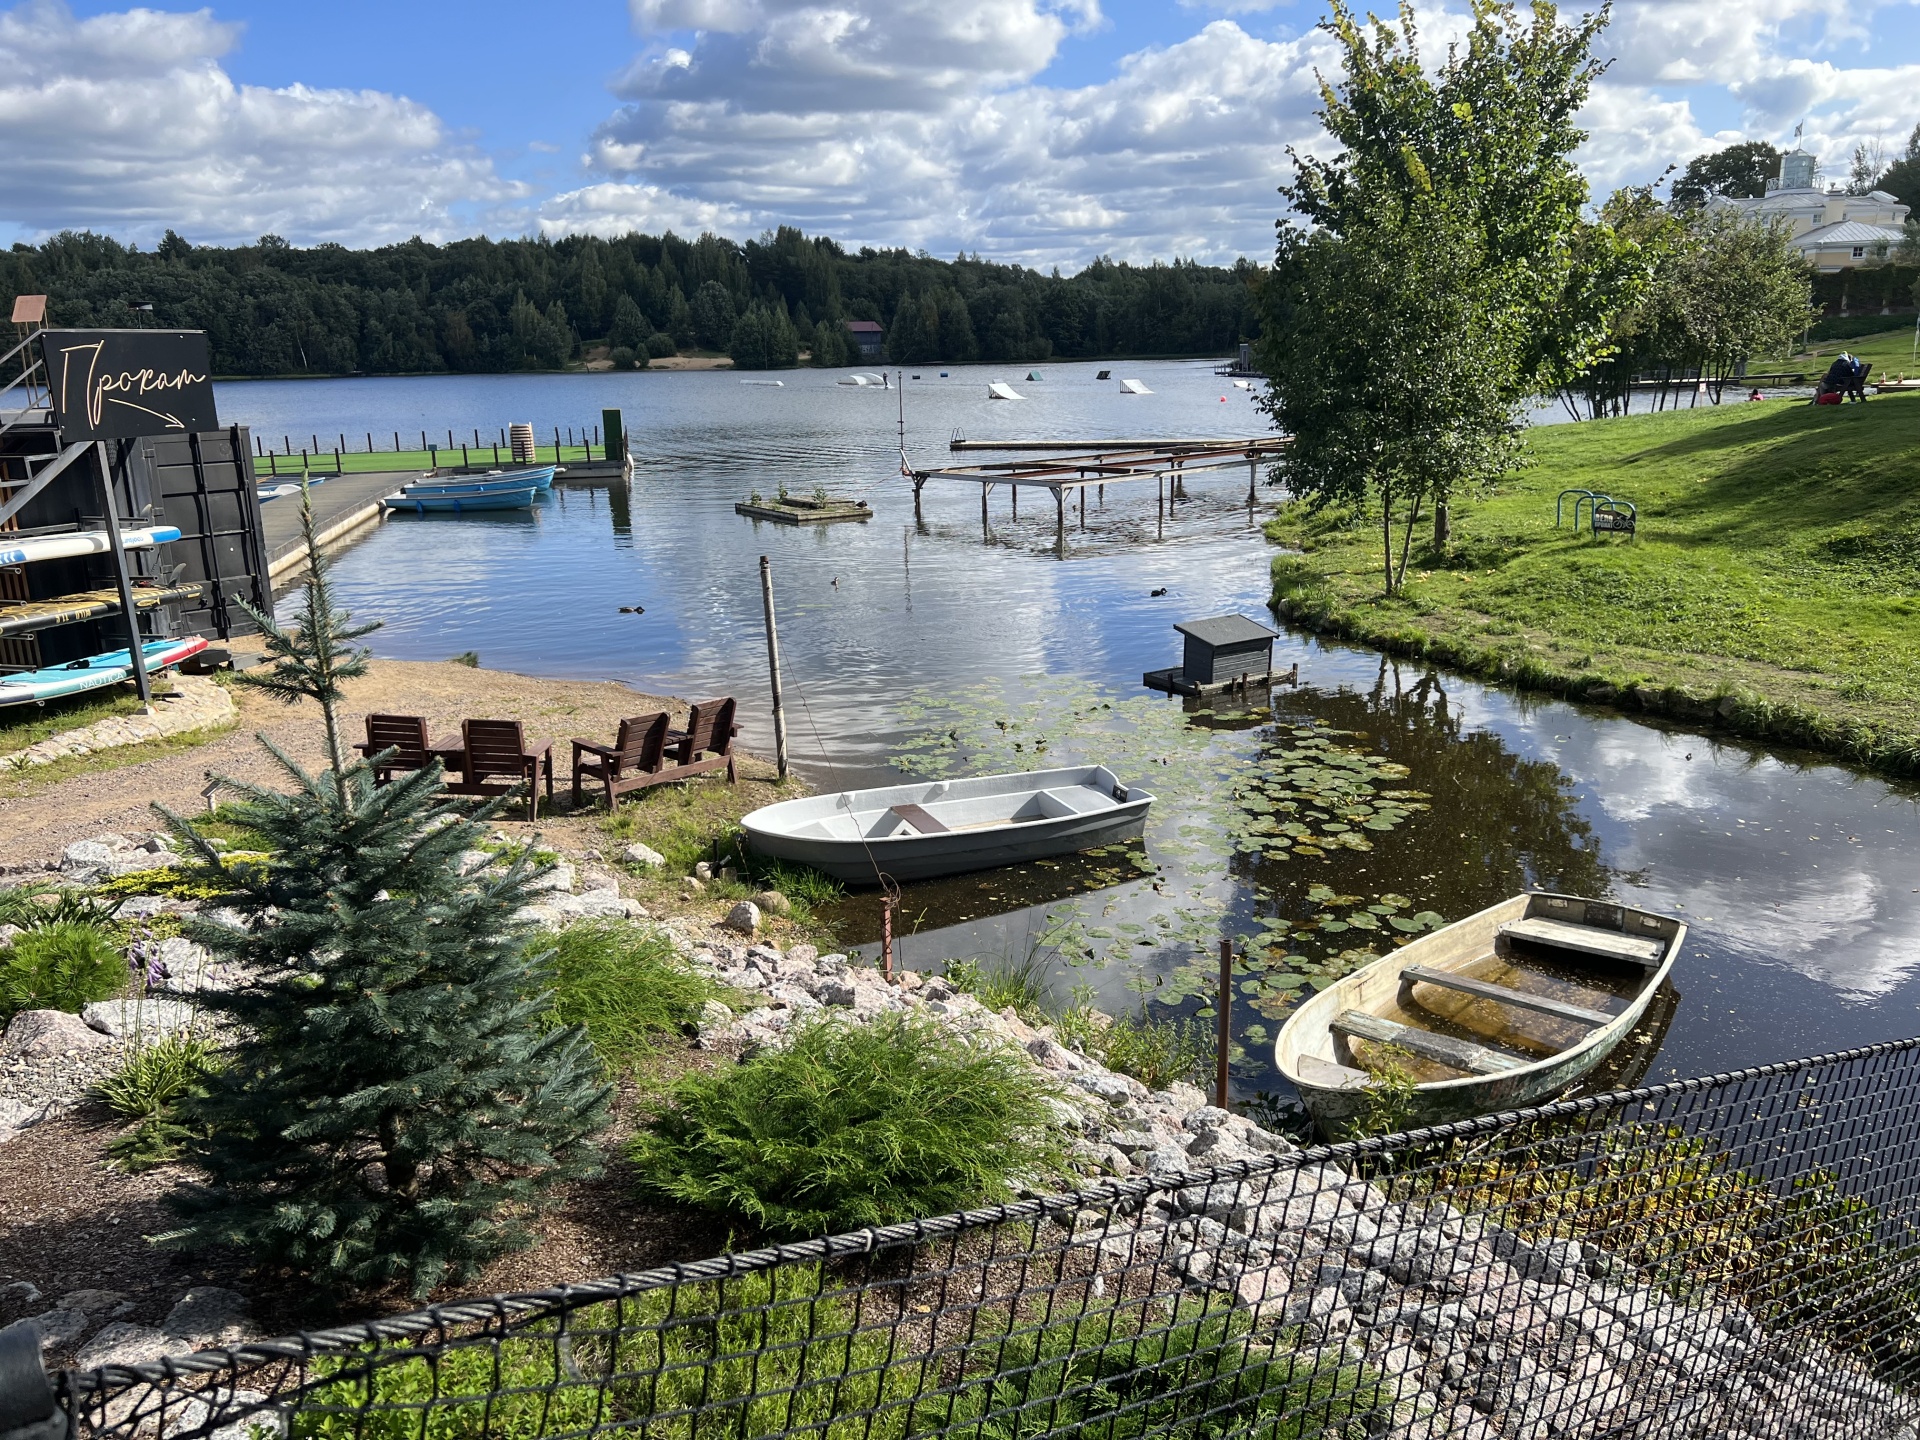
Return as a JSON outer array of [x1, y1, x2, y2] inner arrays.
[[0, 526, 182, 567], [0, 583, 204, 637], [0, 636, 209, 706]]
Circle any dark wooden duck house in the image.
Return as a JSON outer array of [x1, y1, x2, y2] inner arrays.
[[1143, 613, 1292, 697]]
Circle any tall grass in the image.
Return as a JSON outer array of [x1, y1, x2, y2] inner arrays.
[[93, 1032, 222, 1171], [293, 1264, 1384, 1440], [541, 921, 727, 1073], [630, 1013, 1065, 1237]]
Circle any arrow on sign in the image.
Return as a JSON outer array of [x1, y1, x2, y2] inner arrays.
[[106, 397, 185, 429]]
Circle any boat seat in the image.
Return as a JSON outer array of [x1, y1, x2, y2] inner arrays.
[[889, 803, 950, 834], [1331, 1011, 1526, 1076], [1400, 965, 1613, 1028], [1499, 917, 1665, 967], [1294, 1054, 1371, 1091]]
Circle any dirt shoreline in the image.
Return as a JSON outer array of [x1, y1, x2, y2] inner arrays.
[[0, 659, 726, 864]]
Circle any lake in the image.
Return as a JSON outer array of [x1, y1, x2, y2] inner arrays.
[[240, 358, 1920, 1108]]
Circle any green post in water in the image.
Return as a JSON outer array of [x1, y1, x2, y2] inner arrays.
[[603, 408, 625, 463]]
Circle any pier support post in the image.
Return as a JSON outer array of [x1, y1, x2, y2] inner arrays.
[[1079, 486, 1085, 528], [981, 484, 989, 531], [759, 556, 790, 780], [1012, 485, 1018, 521], [1054, 486, 1065, 556], [1157, 475, 1165, 539], [1248, 459, 1257, 506]]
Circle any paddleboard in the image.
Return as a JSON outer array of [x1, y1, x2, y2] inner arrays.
[[0, 527, 182, 568], [0, 636, 208, 706], [0, 583, 204, 637]]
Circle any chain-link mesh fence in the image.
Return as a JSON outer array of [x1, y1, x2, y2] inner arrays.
[[57, 1036, 1920, 1439]]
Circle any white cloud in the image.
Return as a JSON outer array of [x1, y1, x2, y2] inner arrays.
[[0, 0, 513, 246]]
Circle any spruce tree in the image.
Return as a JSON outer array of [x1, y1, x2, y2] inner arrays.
[[161, 492, 610, 1298]]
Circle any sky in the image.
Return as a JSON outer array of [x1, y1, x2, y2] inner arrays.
[[2, 0, 1917, 269]]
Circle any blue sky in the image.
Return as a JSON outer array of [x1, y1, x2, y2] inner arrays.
[[12, 0, 1920, 266]]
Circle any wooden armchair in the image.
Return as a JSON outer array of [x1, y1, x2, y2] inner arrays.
[[571, 712, 670, 811], [443, 718, 554, 820], [354, 714, 448, 784], [661, 697, 739, 784]]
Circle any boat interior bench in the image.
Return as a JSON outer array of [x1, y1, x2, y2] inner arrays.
[[1332, 1010, 1525, 1076], [1399, 964, 1614, 1028], [1499, 916, 1665, 967], [889, 803, 949, 834]]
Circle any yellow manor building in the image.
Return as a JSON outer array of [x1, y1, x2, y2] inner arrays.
[[1716, 149, 1911, 271]]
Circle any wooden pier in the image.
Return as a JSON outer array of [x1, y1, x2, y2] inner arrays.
[[264, 470, 417, 584], [909, 437, 1290, 553]]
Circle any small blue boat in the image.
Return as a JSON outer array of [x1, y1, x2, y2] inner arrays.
[[382, 483, 538, 514], [402, 465, 555, 497]]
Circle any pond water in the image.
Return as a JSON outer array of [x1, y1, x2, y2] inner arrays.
[[236, 359, 1920, 1108]]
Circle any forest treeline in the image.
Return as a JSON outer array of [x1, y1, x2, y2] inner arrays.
[[0, 226, 1261, 375]]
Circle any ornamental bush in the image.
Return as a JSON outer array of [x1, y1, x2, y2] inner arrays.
[[0, 922, 125, 1020], [630, 1013, 1063, 1238]]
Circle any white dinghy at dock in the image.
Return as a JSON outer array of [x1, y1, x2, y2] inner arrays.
[[742, 765, 1153, 884]]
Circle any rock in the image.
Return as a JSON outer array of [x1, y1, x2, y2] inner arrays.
[[527, 861, 576, 895], [787, 943, 819, 966], [694, 861, 712, 881], [723, 901, 762, 935], [162, 1286, 251, 1346], [83, 997, 198, 1039], [113, 895, 171, 918], [0, 923, 21, 946], [557, 889, 648, 921], [59, 834, 177, 880], [697, 1000, 734, 1030], [55, 1290, 125, 1316], [0, 1282, 43, 1324], [0, 1098, 50, 1144], [2, 1008, 111, 1059], [20, 1308, 90, 1350], [622, 842, 666, 869], [161, 1389, 286, 1440], [73, 1322, 192, 1370], [752, 889, 792, 917], [1026, 1036, 1084, 1072]]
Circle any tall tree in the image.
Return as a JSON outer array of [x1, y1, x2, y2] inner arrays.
[[1877, 123, 1920, 211], [1671, 141, 1783, 208], [1261, 0, 1622, 579], [162, 495, 609, 1298]]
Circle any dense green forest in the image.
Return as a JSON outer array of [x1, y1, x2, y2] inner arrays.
[[0, 226, 1261, 375]]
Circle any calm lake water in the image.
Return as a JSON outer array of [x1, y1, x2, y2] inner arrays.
[[239, 359, 1920, 1107]]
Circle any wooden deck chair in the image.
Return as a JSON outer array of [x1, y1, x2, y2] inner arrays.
[[658, 697, 739, 785], [355, 713, 440, 784], [571, 712, 670, 810], [445, 718, 554, 820]]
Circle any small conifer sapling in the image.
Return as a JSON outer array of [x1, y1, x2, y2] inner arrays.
[[160, 491, 610, 1297]]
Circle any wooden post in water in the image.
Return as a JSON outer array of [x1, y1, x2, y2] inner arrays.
[[1079, 486, 1086, 527], [1012, 484, 1018, 521], [1216, 938, 1233, 1108], [1054, 486, 1065, 552], [881, 894, 894, 979], [1157, 475, 1165, 539], [759, 556, 790, 780]]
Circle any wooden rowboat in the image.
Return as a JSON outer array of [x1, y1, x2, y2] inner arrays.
[[1274, 892, 1684, 1138], [742, 766, 1153, 884]]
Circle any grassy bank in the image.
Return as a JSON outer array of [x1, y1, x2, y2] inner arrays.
[[1792, 322, 1920, 382], [1267, 392, 1920, 775]]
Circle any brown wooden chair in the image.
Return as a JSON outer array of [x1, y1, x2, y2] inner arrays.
[[443, 718, 554, 820], [354, 714, 446, 784], [570, 712, 670, 810], [661, 697, 739, 785]]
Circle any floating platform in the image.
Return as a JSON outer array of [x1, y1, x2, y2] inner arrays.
[[1143, 663, 1298, 698], [735, 496, 873, 525]]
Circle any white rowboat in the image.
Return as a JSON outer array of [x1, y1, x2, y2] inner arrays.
[[742, 766, 1154, 884], [1275, 892, 1684, 1138]]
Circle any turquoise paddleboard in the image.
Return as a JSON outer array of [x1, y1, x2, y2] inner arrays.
[[0, 636, 208, 706]]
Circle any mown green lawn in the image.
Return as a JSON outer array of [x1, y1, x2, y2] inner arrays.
[[1793, 322, 1920, 382], [1268, 391, 1920, 770]]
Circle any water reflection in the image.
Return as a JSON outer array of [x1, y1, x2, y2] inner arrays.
[[257, 364, 1920, 1101]]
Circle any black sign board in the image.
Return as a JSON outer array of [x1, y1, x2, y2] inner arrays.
[[39, 329, 218, 443]]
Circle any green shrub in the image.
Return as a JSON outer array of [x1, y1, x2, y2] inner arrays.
[[749, 859, 843, 908], [0, 922, 126, 1019], [543, 921, 725, 1072], [0, 881, 124, 929], [94, 1033, 221, 1172], [631, 1014, 1065, 1237]]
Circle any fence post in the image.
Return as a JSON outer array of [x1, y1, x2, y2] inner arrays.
[[0, 1320, 64, 1440]]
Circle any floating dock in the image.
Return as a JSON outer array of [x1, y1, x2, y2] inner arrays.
[[263, 471, 417, 583], [735, 496, 873, 525], [1143, 663, 1298, 698]]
